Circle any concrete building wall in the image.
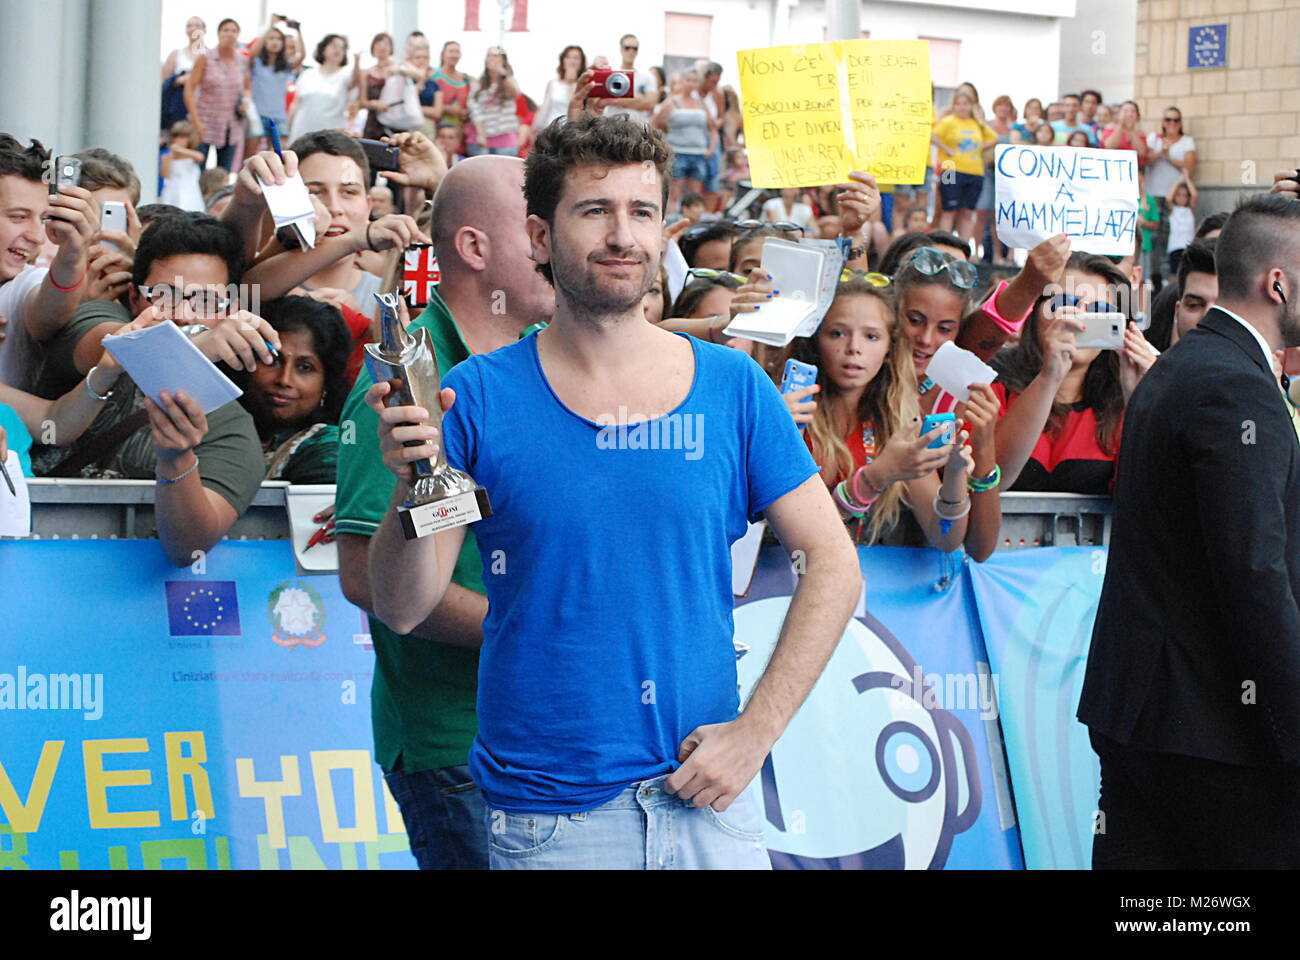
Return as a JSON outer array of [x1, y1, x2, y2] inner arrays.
[[1135, 0, 1300, 199]]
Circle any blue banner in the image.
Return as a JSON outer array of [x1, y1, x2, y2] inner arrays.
[[0, 540, 405, 871], [737, 546, 1023, 869], [967, 547, 1104, 870], [1, 538, 1105, 869]]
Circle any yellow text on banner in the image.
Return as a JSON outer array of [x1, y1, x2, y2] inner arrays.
[[736, 39, 932, 188]]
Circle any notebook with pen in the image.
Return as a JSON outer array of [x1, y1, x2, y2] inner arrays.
[[101, 321, 242, 415]]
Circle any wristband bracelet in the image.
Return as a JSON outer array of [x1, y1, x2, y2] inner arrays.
[[365, 220, 377, 252], [851, 465, 883, 507], [933, 489, 971, 535], [49, 269, 84, 292], [83, 365, 114, 402], [968, 464, 1002, 493], [156, 456, 199, 484], [832, 481, 865, 518]]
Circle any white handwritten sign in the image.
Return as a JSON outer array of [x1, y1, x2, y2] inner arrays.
[[994, 145, 1139, 255]]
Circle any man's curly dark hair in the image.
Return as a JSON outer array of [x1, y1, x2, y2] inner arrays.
[[524, 114, 673, 283]]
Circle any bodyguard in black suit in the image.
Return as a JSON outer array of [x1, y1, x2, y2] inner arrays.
[[1079, 194, 1300, 868]]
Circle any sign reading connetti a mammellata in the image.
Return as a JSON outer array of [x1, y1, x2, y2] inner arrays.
[[994, 144, 1140, 255]]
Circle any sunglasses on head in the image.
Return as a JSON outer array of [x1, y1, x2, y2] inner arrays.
[[905, 247, 978, 289], [839, 268, 892, 287], [688, 267, 748, 284], [1048, 293, 1121, 314]]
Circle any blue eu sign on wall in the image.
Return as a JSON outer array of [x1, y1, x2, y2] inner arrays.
[[1189, 24, 1227, 69]]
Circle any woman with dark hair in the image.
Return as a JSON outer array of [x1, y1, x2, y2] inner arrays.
[[467, 47, 522, 156], [239, 296, 350, 484], [538, 45, 586, 130], [288, 34, 361, 142], [650, 66, 668, 105], [992, 253, 1158, 494], [183, 18, 247, 170], [244, 19, 305, 160]]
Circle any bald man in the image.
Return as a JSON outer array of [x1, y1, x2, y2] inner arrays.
[[334, 156, 554, 870]]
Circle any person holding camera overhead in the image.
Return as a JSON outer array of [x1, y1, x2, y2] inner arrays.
[[183, 18, 248, 172], [243, 15, 306, 162], [466, 47, 522, 157]]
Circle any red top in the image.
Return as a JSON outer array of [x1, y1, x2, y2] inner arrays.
[[804, 418, 876, 485], [992, 382, 1120, 494]]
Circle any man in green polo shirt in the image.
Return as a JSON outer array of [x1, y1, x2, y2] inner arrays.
[[335, 155, 554, 869]]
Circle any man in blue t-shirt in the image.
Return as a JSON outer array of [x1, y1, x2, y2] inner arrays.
[[364, 114, 862, 869]]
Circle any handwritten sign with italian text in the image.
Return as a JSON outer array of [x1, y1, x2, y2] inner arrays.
[[736, 39, 932, 188], [994, 144, 1139, 255]]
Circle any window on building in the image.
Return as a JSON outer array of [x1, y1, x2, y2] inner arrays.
[[921, 36, 960, 94], [664, 12, 712, 81]]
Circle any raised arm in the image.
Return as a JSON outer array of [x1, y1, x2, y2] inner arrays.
[[363, 379, 468, 634], [958, 234, 1069, 359], [338, 534, 487, 648], [26, 184, 100, 340], [994, 313, 1086, 487]]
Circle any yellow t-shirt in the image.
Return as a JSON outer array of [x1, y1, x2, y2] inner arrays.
[[933, 115, 996, 177]]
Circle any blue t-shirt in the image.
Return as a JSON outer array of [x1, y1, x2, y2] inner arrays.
[[441, 331, 818, 813]]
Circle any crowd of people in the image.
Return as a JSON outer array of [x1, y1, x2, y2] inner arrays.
[[4, 13, 1300, 871]]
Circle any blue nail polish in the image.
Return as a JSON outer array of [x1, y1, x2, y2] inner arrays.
[[773, 289, 781, 295], [765, 294, 773, 299]]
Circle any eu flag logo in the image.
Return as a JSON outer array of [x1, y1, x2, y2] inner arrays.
[[165, 581, 241, 636]]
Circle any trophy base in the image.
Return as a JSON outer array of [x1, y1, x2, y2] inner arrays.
[[398, 487, 493, 540]]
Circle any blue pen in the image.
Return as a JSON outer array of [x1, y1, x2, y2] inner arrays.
[[264, 118, 283, 160]]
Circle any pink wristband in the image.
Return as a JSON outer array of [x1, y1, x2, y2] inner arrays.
[[981, 279, 1032, 336]]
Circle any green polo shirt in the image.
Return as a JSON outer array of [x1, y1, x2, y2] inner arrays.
[[336, 287, 483, 774]]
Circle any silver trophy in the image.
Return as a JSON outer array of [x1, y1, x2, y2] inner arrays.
[[364, 291, 492, 539]]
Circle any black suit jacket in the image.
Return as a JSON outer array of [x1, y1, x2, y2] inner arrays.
[[1078, 308, 1300, 766]]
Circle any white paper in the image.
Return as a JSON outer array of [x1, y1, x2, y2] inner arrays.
[[286, 485, 338, 573], [925, 340, 998, 403], [0, 451, 31, 537], [723, 297, 814, 346], [993, 144, 1139, 255], [731, 521, 766, 597], [664, 238, 689, 303], [101, 321, 242, 414], [261, 173, 317, 249]]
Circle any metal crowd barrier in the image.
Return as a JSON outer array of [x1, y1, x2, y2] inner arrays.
[[17, 480, 1112, 550]]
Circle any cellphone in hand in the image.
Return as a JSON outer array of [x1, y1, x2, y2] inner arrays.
[[921, 412, 956, 450], [1075, 312, 1127, 350], [358, 138, 401, 173], [48, 155, 82, 195], [781, 359, 818, 432], [99, 201, 126, 252]]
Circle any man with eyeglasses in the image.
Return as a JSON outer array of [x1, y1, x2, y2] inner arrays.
[[602, 34, 660, 126], [30, 211, 269, 567]]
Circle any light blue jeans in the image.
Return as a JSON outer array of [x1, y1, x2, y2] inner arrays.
[[486, 773, 771, 870]]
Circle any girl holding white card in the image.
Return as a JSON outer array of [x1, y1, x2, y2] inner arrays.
[[778, 273, 983, 552]]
